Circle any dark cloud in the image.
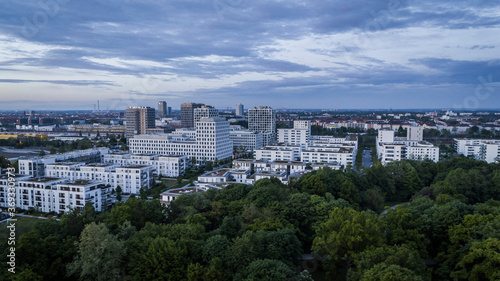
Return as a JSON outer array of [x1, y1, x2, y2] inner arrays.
[[0, 0, 499, 109]]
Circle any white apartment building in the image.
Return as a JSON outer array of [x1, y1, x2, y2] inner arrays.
[[6, 177, 109, 213], [230, 130, 264, 150], [301, 146, 354, 167], [454, 138, 500, 163], [407, 126, 424, 141], [248, 106, 276, 146], [255, 145, 301, 162], [310, 135, 358, 149], [235, 103, 244, 116], [406, 143, 440, 162], [103, 153, 188, 177], [114, 166, 153, 194], [0, 174, 32, 208], [18, 148, 109, 177], [160, 186, 206, 205], [194, 106, 219, 129], [129, 117, 233, 163], [376, 127, 439, 165], [278, 120, 311, 147], [45, 163, 153, 194]]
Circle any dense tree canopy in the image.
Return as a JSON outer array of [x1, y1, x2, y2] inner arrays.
[[1, 155, 500, 280]]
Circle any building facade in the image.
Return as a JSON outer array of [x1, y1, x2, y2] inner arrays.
[[193, 106, 219, 129], [181, 103, 204, 128], [230, 130, 264, 150], [4, 177, 110, 213], [103, 153, 188, 177], [158, 101, 167, 117], [278, 120, 311, 147], [129, 117, 233, 163], [18, 148, 109, 177], [235, 103, 244, 116], [248, 106, 276, 146], [376, 127, 439, 165], [454, 138, 500, 163], [45, 163, 153, 194], [125, 107, 155, 139]]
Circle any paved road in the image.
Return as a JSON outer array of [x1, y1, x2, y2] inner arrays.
[[362, 149, 373, 168]]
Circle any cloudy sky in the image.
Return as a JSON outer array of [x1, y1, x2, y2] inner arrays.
[[0, 0, 499, 111]]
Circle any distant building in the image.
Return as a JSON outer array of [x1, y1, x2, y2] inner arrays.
[[193, 106, 219, 128], [167, 106, 172, 116], [236, 103, 244, 116], [125, 107, 155, 140], [407, 126, 423, 141], [129, 117, 233, 163], [181, 103, 204, 128], [248, 106, 276, 146], [158, 101, 167, 117]]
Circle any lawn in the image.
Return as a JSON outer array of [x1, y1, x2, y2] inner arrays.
[[0, 217, 44, 242]]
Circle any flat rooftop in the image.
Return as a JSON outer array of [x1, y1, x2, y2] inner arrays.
[[162, 187, 205, 196], [63, 180, 96, 186], [121, 165, 148, 169], [47, 162, 82, 166], [25, 177, 61, 183], [84, 163, 115, 167], [202, 169, 230, 177], [0, 174, 31, 179]]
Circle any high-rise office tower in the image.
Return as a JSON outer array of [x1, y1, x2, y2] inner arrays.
[[158, 101, 167, 117], [181, 102, 204, 128], [194, 105, 219, 128], [167, 107, 172, 116], [248, 106, 276, 146], [236, 103, 244, 116], [125, 107, 155, 139]]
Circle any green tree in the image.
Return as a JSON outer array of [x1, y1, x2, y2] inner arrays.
[[452, 238, 500, 281], [234, 259, 296, 281], [67, 223, 125, 281], [349, 245, 430, 281], [360, 264, 424, 281], [362, 188, 385, 213], [12, 268, 43, 281], [299, 174, 327, 196], [313, 207, 385, 272], [116, 186, 122, 202], [202, 235, 231, 263]]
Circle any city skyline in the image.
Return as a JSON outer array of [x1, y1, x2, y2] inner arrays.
[[0, 1, 499, 110]]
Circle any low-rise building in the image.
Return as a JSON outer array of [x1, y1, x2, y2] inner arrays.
[[9, 177, 110, 213], [255, 145, 301, 162], [103, 153, 188, 177], [376, 127, 439, 165], [45, 163, 153, 194], [18, 148, 109, 177], [160, 186, 206, 205], [454, 138, 500, 163], [230, 130, 264, 150]]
